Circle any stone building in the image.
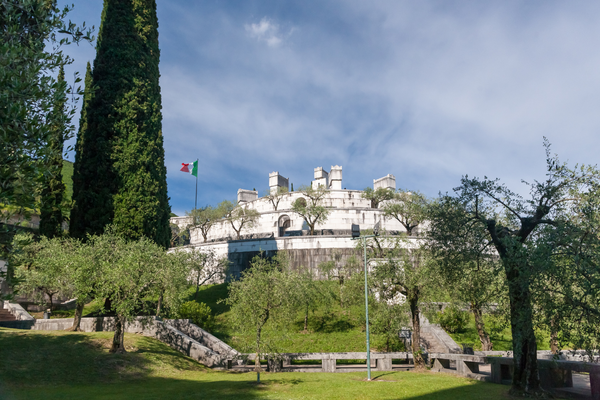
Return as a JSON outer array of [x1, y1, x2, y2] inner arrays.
[[171, 166, 415, 278]]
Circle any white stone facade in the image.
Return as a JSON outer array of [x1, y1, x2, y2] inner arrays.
[[170, 167, 414, 276], [177, 189, 407, 245]]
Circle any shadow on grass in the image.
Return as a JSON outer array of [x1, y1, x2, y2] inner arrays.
[[401, 380, 511, 400], [1, 377, 267, 400], [0, 331, 201, 387], [1, 374, 512, 400], [189, 283, 230, 315]]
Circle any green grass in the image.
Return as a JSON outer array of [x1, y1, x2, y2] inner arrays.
[[0, 329, 511, 399], [445, 315, 551, 352], [191, 283, 376, 353], [193, 284, 559, 355]]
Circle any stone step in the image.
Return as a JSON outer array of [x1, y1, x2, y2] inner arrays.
[[0, 309, 16, 321], [420, 332, 448, 353]]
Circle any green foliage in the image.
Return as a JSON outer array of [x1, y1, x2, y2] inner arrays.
[[39, 65, 67, 239], [61, 160, 73, 207], [180, 248, 229, 300], [70, 0, 171, 248], [0, 0, 91, 276], [264, 186, 289, 210], [186, 205, 228, 242], [382, 190, 429, 236], [219, 200, 260, 240], [291, 185, 330, 235], [437, 306, 470, 333], [427, 140, 600, 393], [12, 233, 74, 310], [361, 187, 395, 209], [178, 301, 214, 331], [225, 253, 298, 357]]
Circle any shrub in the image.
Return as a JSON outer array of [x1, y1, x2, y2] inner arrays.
[[178, 301, 214, 331], [437, 305, 469, 333], [484, 312, 509, 336]]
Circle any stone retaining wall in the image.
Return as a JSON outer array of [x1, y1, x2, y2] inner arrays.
[[32, 317, 230, 368]]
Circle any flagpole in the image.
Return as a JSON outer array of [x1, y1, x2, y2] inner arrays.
[[194, 158, 198, 212]]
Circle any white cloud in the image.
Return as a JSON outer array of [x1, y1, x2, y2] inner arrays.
[[245, 17, 286, 47]]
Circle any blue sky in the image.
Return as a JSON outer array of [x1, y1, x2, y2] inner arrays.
[[59, 1, 600, 216]]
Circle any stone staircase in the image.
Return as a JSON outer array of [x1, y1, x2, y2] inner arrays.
[[418, 314, 462, 354], [0, 308, 16, 322], [420, 331, 451, 353]]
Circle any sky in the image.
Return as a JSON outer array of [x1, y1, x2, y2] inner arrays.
[[58, 1, 600, 216]]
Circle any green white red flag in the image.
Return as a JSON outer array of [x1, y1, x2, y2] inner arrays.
[[180, 160, 198, 177]]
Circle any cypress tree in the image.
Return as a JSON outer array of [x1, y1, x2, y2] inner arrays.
[[39, 65, 67, 238], [70, 61, 93, 238], [70, 0, 171, 248]]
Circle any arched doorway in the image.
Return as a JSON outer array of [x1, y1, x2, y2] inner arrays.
[[278, 215, 291, 237]]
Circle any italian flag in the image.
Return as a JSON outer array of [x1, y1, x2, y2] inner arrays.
[[180, 160, 198, 177]]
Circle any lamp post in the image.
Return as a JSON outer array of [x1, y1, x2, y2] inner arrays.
[[352, 221, 380, 381]]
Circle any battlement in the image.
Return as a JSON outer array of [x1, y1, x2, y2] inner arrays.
[[237, 189, 258, 203], [269, 171, 289, 194], [374, 174, 396, 191]]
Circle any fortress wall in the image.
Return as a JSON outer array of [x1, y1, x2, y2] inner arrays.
[[181, 236, 415, 279]]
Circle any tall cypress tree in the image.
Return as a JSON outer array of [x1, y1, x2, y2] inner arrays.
[[70, 0, 171, 248], [70, 61, 93, 238], [39, 65, 67, 238]]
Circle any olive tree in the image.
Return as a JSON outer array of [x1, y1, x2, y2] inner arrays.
[[291, 185, 329, 235], [383, 190, 429, 236], [220, 200, 260, 240], [13, 234, 71, 311], [361, 187, 395, 208], [367, 235, 436, 368], [264, 186, 289, 211], [225, 253, 298, 381], [428, 197, 506, 351], [186, 205, 226, 243], [426, 141, 600, 395], [180, 248, 229, 300], [94, 229, 185, 353]]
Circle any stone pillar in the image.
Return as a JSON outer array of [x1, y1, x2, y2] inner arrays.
[[457, 360, 480, 375], [267, 357, 283, 372], [377, 357, 392, 371], [321, 355, 336, 373], [433, 358, 450, 372]]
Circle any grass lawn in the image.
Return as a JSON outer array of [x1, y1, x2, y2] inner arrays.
[[193, 283, 378, 353], [0, 328, 511, 400]]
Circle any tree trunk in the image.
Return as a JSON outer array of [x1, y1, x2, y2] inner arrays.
[[68, 301, 85, 331], [505, 263, 541, 395], [103, 297, 112, 314], [409, 290, 424, 369], [110, 315, 126, 353], [47, 292, 54, 312], [304, 304, 309, 332], [550, 317, 559, 354], [471, 303, 493, 351], [156, 292, 163, 317]]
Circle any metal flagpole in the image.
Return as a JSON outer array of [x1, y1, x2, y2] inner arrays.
[[194, 158, 198, 212]]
